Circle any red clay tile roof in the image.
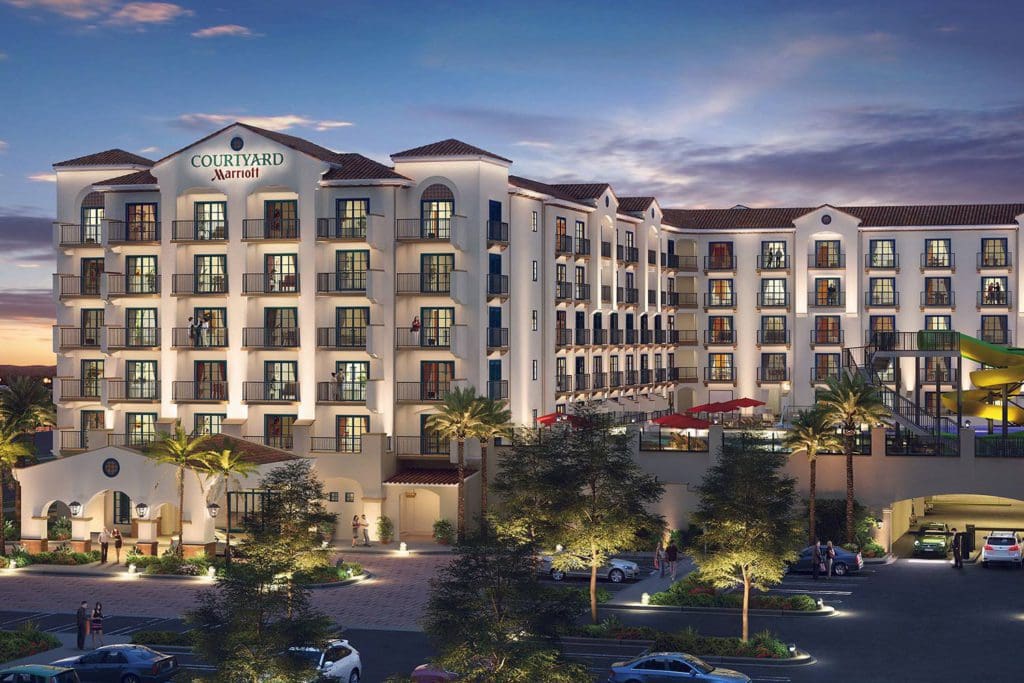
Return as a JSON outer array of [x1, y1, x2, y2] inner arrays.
[[618, 197, 656, 213], [236, 122, 345, 164], [384, 467, 478, 486], [200, 433, 298, 466], [662, 207, 812, 229], [321, 153, 410, 181], [54, 149, 154, 168], [662, 204, 1024, 230], [549, 183, 611, 201], [95, 170, 158, 187], [391, 138, 512, 164], [508, 175, 585, 203]]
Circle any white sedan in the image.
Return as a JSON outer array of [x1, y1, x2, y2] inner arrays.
[[537, 554, 639, 583]]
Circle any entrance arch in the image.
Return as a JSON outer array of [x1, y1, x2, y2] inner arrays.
[[44, 501, 72, 543], [399, 488, 441, 538]]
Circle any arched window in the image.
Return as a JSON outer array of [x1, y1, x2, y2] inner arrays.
[[81, 192, 104, 243], [420, 184, 454, 239]]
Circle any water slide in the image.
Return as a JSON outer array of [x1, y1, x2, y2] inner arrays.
[[933, 333, 1024, 423]]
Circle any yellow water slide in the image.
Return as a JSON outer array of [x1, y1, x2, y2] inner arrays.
[[938, 333, 1024, 423]]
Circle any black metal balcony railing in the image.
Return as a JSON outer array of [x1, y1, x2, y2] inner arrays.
[[575, 238, 591, 256], [661, 291, 680, 307], [978, 290, 1012, 307], [171, 327, 228, 348], [316, 271, 366, 294], [58, 223, 102, 247], [171, 220, 228, 241], [107, 380, 161, 401], [556, 375, 573, 393], [640, 369, 653, 385], [921, 291, 954, 307], [316, 381, 367, 403], [396, 217, 454, 241], [809, 252, 845, 269], [487, 380, 509, 400], [756, 254, 791, 270], [487, 273, 509, 296], [625, 329, 638, 345], [610, 329, 623, 345], [106, 327, 160, 348], [60, 430, 87, 451], [704, 293, 736, 308], [556, 281, 572, 300], [486, 220, 509, 244], [55, 275, 101, 298], [757, 329, 790, 345], [757, 367, 790, 383], [106, 273, 160, 296], [671, 367, 699, 382], [661, 253, 680, 269], [978, 251, 1012, 269], [621, 287, 639, 304], [810, 329, 844, 346], [647, 290, 657, 305], [396, 381, 453, 402], [108, 433, 158, 449], [625, 370, 639, 386], [865, 292, 899, 308], [244, 272, 299, 294], [623, 246, 639, 263], [601, 285, 612, 302], [978, 328, 1011, 345], [243, 327, 299, 348], [317, 326, 368, 349], [556, 235, 573, 254], [592, 372, 608, 389], [310, 436, 363, 453], [575, 283, 591, 301], [641, 329, 653, 344], [556, 328, 572, 347], [574, 328, 591, 346], [655, 368, 668, 383], [810, 291, 845, 307], [705, 367, 736, 383], [609, 371, 623, 387], [678, 292, 698, 308], [705, 330, 735, 345], [108, 220, 159, 243], [394, 435, 448, 457], [616, 244, 623, 260], [487, 327, 509, 348], [396, 272, 451, 294], [865, 254, 899, 270], [56, 326, 100, 349], [593, 329, 607, 345], [172, 381, 228, 402], [243, 381, 299, 402], [172, 273, 228, 296], [678, 255, 699, 271], [704, 255, 736, 271], [601, 241, 612, 258], [757, 292, 790, 309], [920, 253, 955, 269], [810, 366, 842, 384], [316, 217, 367, 240], [396, 326, 451, 348], [242, 218, 299, 240], [59, 379, 101, 401], [251, 434, 295, 450]]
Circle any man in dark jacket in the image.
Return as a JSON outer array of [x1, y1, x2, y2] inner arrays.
[[951, 528, 964, 568], [76, 601, 88, 649]]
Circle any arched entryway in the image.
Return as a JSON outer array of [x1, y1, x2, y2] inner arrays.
[[400, 488, 441, 539], [44, 501, 72, 544]]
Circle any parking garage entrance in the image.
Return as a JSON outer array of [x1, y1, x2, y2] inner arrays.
[[890, 494, 1024, 560]]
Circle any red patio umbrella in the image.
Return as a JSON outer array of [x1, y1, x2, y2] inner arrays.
[[536, 412, 587, 427], [652, 413, 711, 429], [723, 397, 766, 409], [686, 401, 730, 414]]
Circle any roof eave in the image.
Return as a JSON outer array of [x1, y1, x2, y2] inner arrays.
[[319, 178, 414, 188], [93, 182, 159, 192], [392, 154, 512, 168], [52, 164, 153, 173]]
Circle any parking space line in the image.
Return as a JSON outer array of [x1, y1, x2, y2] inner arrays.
[[0, 612, 47, 628], [770, 588, 852, 595]]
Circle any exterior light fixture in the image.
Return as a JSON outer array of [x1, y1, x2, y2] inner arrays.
[[399, 541, 408, 553], [135, 502, 149, 519], [128, 564, 137, 574], [555, 544, 564, 552], [640, 592, 650, 606], [788, 644, 797, 654], [207, 503, 220, 518], [7, 560, 16, 570], [965, 419, 972, 428], [816, 598, 824, 609], [206, 566, 216, 578], [68, 501, 82, 517]]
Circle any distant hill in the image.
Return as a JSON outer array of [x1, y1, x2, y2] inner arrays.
[[0, 365, 56, 380]]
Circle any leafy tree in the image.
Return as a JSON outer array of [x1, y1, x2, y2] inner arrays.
[[197, 448, 258, 563], [423, 536, 590, 683], [492, 407, 664, 622], [474, 396, 512, 522], [0, 376, 55, 433], [144, 421, 216, 557], [0, 425, 32, 556], [691, 439, 800, 641], [783, 407, 842, 544], [426, 386, 488, 540], [817, 373, 889, 543]]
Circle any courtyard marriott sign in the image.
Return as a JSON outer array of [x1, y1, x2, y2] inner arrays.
[[191, 152, 286, 181]]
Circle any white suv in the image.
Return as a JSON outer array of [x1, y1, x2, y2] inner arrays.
[[982, 531, 1023, 568], [287, 639, 362, 682]]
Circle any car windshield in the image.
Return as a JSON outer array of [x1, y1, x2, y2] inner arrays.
[[989, 537, 1016, 546], [687, 655, 714, 674]]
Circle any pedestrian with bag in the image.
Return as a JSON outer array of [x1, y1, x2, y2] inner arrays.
[[98, 528, 110, 564], [825, 540, 836, 579], [664, 540, 679, 580], [812, 541, 823, 580], [360, 514, 371, 546], [75, 601, 89, 650], [351, 515, 361, 548], [654, 541, 665, 578]]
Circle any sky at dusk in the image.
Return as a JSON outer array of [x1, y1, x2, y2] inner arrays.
[[1, 0, 1023, 365]]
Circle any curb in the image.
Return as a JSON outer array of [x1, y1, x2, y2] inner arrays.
[[330, 545, 454, 556], [305, 571, 372, 589], [864, 554, 896, 564], [601, 603, 836, 617], [562, 637, 815, 667], [10, 568, 373, 586]]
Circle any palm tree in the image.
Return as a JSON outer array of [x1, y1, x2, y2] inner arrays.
[[426, 386, 488, 541], [197, 448, 258, 563], [144, 421, 216, 557], [784, 407, 842, 545], [0, 376, 55, 433], [817, 373, 889, 544], [0, 425, 33, 556], [473, 396, 512, 522]]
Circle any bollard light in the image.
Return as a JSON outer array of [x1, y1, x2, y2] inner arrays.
[[128, 564, 137, 574], [816, 598, 824, 609], [640, 592, 650, 606], [399, 541, 407, 552], [206, 566, 216, 578], [7, 560, 16, 570]]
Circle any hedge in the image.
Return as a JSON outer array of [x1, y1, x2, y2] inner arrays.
[[293, 562, 363, 585], [10, 550, 100, 567], [649, 574, 817, 611], [0, 625, 61, 663], [130, 630, 194, 647], [577, 618, 792, 659]]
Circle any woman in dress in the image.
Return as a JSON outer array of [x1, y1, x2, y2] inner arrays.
[[351, 515, 361, 548], [112, 529, 124, 564], [90, 603, 104, 647]]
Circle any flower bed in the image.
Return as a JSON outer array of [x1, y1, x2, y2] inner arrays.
[[125, 552, 220, 576], [293, 562, 364, 585], [10, 550, 100, 567], [843, 540, 885, 558], [577, 618, 792, 659], [649, 574, 817, 611], [0, 625, 61, 663]]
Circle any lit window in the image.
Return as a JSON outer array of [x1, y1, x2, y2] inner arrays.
[[532, 310, 538, 331], [531, 211, 538, 232], [532, 360, 538, 381]]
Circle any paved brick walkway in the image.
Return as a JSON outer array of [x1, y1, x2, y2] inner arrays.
[[0, 552, 450, 631]]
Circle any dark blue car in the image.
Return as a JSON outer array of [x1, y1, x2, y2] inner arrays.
[[787, 545, 864, 576], [52, 645, 178, 683]]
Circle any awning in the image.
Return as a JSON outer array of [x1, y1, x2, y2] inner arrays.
[[384, 468, 478, 487], [651, 413, 711, 429]]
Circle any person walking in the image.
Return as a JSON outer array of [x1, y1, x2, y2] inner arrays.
[[952, 527, 964, 568], [90, 603, 104, 648], [812, 541, 823, 580], [664, 540, 679, 580], [825, 541, 836, 579], [351, 515, 360, 548], [654, 541, 665, 578], [98, 528, 110, 564], [360, 514, 371, 547], [75, 601, 89, 650], [112, 529, 123, 564]]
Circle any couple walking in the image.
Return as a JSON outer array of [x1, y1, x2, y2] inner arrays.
[[351, 514, 372, 547], [812, 540, 837, 579], [75, 601, 106, 650], [97, 528, 123, 564], [654, 539, 680, 580]]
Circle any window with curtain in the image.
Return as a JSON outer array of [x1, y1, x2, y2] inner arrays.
[[126, 412, 156, 446], [982, 276, 1008, 305], [194, 307, 226, 346], [924, 356, 952, 383], [869, 278, 896, 306], [814, 315, 841, 344], [336, 416, 369, 453], [264, 361, 297, 401], [709, 279, 733, 306], [194, 413, 224, 435], [334, 250, 367, 291], [126, 360, 157, 399], [869, 239, 896, 268], [81, 410, 104, 438], [709, 242, 733, 269], [81, 309, 103, 346], [924, 239, 951, 267], [125, 255, 158, 294], [708, 316, 733, 344], [981, 315, 1009, 344], [760, 278, 787, 306], [924, 277, 951, 305], [81, 258, 103, 295], [420, 361, 455, 400], [708, 353, 733, 381], [760, 240, 787, 268], [760, 315, 787, 344], [194, 201, 226, 240], [195, 254, 227, 294], [925, 315, 951, 330], [264, 200, 297, 238], [81, 194, 104, 243], [126, 308, 157, 346], [420, 184, 454, 239], [760, 353, 787, 382], [333, 361, 369, 402], [814, 278, 841, 306], [335, 307, 369, 347], [981, 238, 1009, 267], [814, 240, 841, 267], [336, 198, 369, 236], [265, 415, 296, 449], [814, 353, 841, 382], [195, 361, 226, 400], [264, 307, 298, 346], [265, 253, 298, 293], [125, 203, 158, 241], [420, 253, 454, 293], [81, 359, 103, 398], [421, 307, 453, 346]]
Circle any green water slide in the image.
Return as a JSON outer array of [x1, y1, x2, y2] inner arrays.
[[924, 331, 1024, 423]]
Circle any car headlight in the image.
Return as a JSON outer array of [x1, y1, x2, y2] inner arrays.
[[914, 540, 920, 546]]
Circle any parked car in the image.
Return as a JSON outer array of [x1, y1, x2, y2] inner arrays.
[[914, 522, 951, 557], [0, 665, 80, 683], [787, 545, 863, 576], [287, 639, 361, 682], [607, 652, 751, 682], [52, 645, 178, 683], [982, 531, 1023, 568], [537, 553, 639, 583]]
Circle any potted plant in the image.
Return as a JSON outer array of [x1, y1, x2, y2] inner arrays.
[[433, 519, 455, 545], [377, 515, 394, 544]]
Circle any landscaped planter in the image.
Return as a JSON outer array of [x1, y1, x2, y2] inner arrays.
[[0, 628, 61, 663], [567, 626, 810, 662]]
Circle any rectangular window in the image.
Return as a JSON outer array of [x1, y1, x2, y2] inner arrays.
[[981, 238, 1009, 267], [194, 201, 227, 240], [868, 277, 896, 306], [981, 315, 1009, 344], [264, 307, 298, 346], [82, 206, 104, 243], [924, 356, 952, 383], [420, 307, 454, 346], [708, 353, 733, 382], [264, 199, 298, 238], [194, 360, 226, 400], [814, 278, 841, 306], [813, 315, 841, 345], [420, 253, 454, 293], [264, 361, 298, 401], [195, 254, 227, 294], [81, 359, 103, 398], [556, 216, 567, 238], [869, 239, 896, 268], [81, 258, 103, 295], [81, 309, 103, 346], [574, 220, 586, 243], [125, 360, 157, 399], [925, 315, 951, 330], [263, 253, 298, 293], [421, 361, 455, 400], [112, 491, 131, 526], [924, 277, 952, 306], [813, 240, 842, 268], [981, 276, 1008, 305], [924, 239, 951, 268], [125, 203, 158, 241], [760, 315, 787, 344], [531, 211, 538, 232], [708, 242, 734, 269], [708, 279, 734, 306], [335, 307, 369, 347], [335, 250, 368, 291], [531, 310, 538, 331], [124, 255, 158, 294], [126, 308, 158, 346], [869, 316, 897, 375], [708, 316, 733, 344], [759, 278, 787, 307], [265, 414, 296, 449], [421, 196, 453, 239], [194, 413, 225, 435], [336, 198, 369, 237], [126, 412, 156, 447], [194, 306, 226, 347], [760, 353, 787, 382], [81, 410, 104, 438], [813, 353, 841, 382], [336, 415, 369, 453], [760, 241, 787, 269], [532, 360, 538, 381]]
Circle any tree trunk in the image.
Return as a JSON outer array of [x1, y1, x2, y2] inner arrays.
[[845, 431, 855, 545], [808, 455, 817, 545], [590, 547, 599, 623], [224, 479, 232, 564], [480, 442, 489, 522], [0, 472, 6, 557], [456, 439, 465, 542], [741, 572, 750, 642], [177, 467, 185, 557]]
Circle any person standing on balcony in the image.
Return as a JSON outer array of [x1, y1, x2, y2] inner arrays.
[[200, 314, 211, 347], [411, 316, 422, 345]]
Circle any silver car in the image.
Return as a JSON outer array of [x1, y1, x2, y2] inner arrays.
[[538, 554, 639, 583], [608, 652, 751, 682]]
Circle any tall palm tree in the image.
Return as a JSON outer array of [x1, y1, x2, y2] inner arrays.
[[784, 407, 842, 545], [0, 425, 33, 556], [198, 448, 258, 563], [0, 377, 55, 433], [144, 421, 216, 557], [473, 396, 512, 522], [817, 373, 889, 544], [426, 386, 488, 541]]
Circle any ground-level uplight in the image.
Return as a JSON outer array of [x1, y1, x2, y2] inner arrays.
[[206, 566, 217, 579], [640, 592, 650, 605], [397, 541, 410, 556], [816, 598, 825, 609], [788, 644, 797, 654], [6, 559, 16, 571], [127, 564, 137, 574]]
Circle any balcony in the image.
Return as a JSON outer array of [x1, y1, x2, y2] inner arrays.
[[556, 281, 573, 301], [397, 326, 452, 349], [243, 327, 299, 348], [678, 255, 699, 272], [310, 436, 362, 453], [920, 253, 955, 270], [810, 367, 841, 384], [641, 329, 654, 344], [647, 250, 658, 265], [171, 220, 227, 242], [316, 381, 367, 404], [978, 290, 1012, 308], [619, 287, 639, 305], [316, 272, 365, 295], [487, 327, 509, 350], [922, 365, 957, 384], [622, 246, 639, 264], [920, 291, 954, 308], [661, 291, 680, 307], [574, 373, 590, 391], [106, 327, 160, 349], [171, 327, 228, 348], [55, 326, 100, 350], [671, 367, 699, 383], [575, 238, 591, 257], [810, 329, 844, 346], [704, 293, 736, 309], [655, 368, 668, 383], [661, 253, 680, 269], [556, 375, 573, 393], [556, 328, 572, 347], [625, 329, 638, 345], [978, 251, 1012, 270], [625, 370, 639, 386], [394, 435, 448, 457], [487, 273, 509, 297], [609, 371, 623, 388], [395, 216, 462, 242], [575, 283, 591, 301], [106, 273, 160, 297], [574, 328, 591, 346], [108, 433, 157, 449], [556, 235, 573, 255], [396, 272, 451, 295], [106, 380, 161, 402], [705, 367, 735, 383], [592, 372, 608, 390], [757, 367, 790, 384], [172, 273, 228, 296], [808, 252, 845, 269], [640, 369, 653, 385], [809, 291, 845, 308], [593, 329, 607, 345], [244, 272, 299, 295], [677, 330, 698, 345], [600, 285, 612, 302], [757, 329, 790, 345], [58, 223, 102, 247], [317, 327, 368, 349], [55, 274, 101, 299], [678, 292, 698, 309], [704, 255, 736, 272], [756, 292, 790, 309], [108, 220, 159, 244], [979, 328, 1011, 345], [59, 430, 87, 452], [486, 220, 509, 246], [245, 435, 294, 450], [487, 379, 509, 400], [601, 241, 612, 258], [172, 381, 228, 402], [864, 292, 899, 308], [58, 378, 101, 401], [243, 381, 299, 402], [647, 290, 657, 306], [396, 381, 455, 403], [756, 254, 791, 270], [241, 218, 299, 241], [705, 330, 735, 345], [610, 329, 623, 345], [865, 254, 899, 270], [316, 216, 367, 241]]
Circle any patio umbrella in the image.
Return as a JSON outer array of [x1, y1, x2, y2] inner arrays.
[[536, 412, 587, 428], [724, 397, 766, 409], [652, 413, 711, 429], [686, 401, 731, 414]]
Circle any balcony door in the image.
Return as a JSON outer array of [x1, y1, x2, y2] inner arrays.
[[81, 309, 103, 346], [264, 307, 297, 346], [126, 360, 157, 399], [81, 359, 103, 398], [336, 415, 369, 453], [194, 307, 226, 346], [126, 308, 157, 346], [264, 361, 297, 401], [420, 361, 454, 400], [125, 255, 157, 294], [195, 201, 226, 240], [195, 361, 226, 400], [420, 253, 454, 293], [194, 254, 226, 293], [265, 253, 297, 293], [264, 200, 297, 238], [422, 307, 454, 347], [336, 307, 368, 347], [81, 258, 103, 295], [334, 361, 369, 402]]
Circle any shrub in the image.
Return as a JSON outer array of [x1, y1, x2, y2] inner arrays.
[[377, 515, 394, 543], [576, 621, 792, 658], [572, 586, 612, 605], [649, 575, 817, 611], [47, 517, 71, 541], [0, 623, 61, 662], [433, 519, 455, 545], [130, 629, 194, 647], [16, 550, 100, 566], [292, 562, 363, 585]]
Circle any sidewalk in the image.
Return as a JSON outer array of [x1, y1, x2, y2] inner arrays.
[[2, 632, 132, 668], [12, 561, 136, 578], [330, 541, 454, 556], [610, 558, 695, 605]]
